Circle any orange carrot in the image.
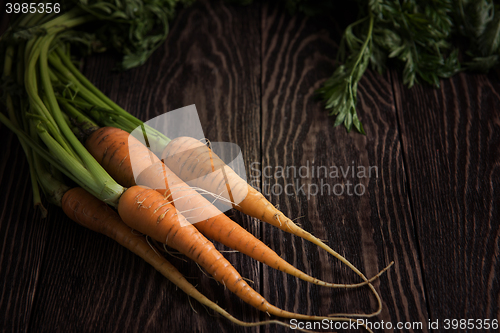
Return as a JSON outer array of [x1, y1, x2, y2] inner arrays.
[[82, 126, 381, 323], [161, 136, 391, 315], [85, 127, 388, 298], [115, 185, 373, 328], [61, 187, 304, 331], [85, 127, 158, 188]]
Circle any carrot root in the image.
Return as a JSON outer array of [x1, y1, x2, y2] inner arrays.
[[84, 127, 390, 321], [161, 136, 392, 317], [63, 187, 343, 332], [114, 186, 375, 326], [85, 127, 388, 295]]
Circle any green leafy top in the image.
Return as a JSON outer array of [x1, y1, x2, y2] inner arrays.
[[1, 0, 193, 70], [232, 0, 500, 133], [318, 0, 462, 133], [315, 0, 500, 133], [75, 0, 194, 70]]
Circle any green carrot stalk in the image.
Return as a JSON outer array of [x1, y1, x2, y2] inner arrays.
[[51, 48, 171, 148], [3, 40, 46, 215]]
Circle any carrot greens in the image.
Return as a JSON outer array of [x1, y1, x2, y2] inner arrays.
[[234, 0, 500, 133]]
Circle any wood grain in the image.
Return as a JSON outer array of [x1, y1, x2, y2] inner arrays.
[[0, 131, 49, 333], [0, 11, 47, 333], [260, 2, 428, 331], [393, 70, 500, 324]]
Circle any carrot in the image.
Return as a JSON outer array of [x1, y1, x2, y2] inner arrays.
[[0, 85, 375, 324], [56, 118, 380, 322], [61, 187, 301, 331], [1, 92, 374, 333], [115, 184, 373, 328], [85, 126, 157, 188], [48, 49, 390, 315], [160, 136, 391, 315], [2, 116, 360, 325], [85, 126, 388, 296]]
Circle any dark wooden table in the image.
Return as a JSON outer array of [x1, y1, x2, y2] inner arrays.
[[1, 1, 499, 332]]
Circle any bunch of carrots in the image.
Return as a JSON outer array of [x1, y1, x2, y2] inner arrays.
[[0, 4, 392, 332]]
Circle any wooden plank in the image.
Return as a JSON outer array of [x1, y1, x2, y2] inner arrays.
[[25, 0, 263, 332], [0, 132, 49, 333], [0, 13, 48, 333], [260, 3, 429, 331], [393, 71, 500, 324]]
